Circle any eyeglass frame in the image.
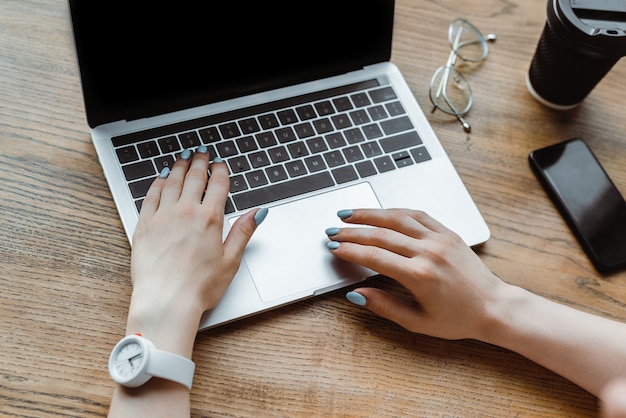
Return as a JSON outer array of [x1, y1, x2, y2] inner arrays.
[[429, 18, 496, 133]]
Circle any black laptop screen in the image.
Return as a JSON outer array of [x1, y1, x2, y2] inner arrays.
[[69, 1, 395, 128]]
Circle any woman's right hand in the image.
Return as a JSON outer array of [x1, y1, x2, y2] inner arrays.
[[325, 208, 508, 341]]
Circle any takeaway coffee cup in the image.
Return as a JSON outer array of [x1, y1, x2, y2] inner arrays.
[[527, 0, 626, 110]]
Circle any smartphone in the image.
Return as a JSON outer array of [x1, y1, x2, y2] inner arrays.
[[529, 138, 626, 273]]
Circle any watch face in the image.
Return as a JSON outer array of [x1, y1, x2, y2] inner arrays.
[[112, 339, 145, 379]]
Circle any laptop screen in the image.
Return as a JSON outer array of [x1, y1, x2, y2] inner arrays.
[[69, 1, 395, 128]]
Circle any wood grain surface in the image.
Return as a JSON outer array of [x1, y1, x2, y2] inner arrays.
[[2, 0, 625, 416]]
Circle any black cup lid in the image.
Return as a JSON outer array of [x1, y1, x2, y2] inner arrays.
[[551, 0, 626, 57]]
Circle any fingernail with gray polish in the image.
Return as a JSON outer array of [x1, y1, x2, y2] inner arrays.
[[346, 291, 367, 306], [213, 156, 223, 163], [159, 167, 171, 178], [337, 209, 353, 219], [325, 227, 340, 236], [180, 149, 192, 160], [254, 207, 269, 226], [326, 241, 340, 250], [197, 144, 208, 154]]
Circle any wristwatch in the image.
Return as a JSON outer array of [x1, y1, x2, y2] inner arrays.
[[108, 334, 195, 390]]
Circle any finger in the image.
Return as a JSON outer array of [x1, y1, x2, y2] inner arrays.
[[347, 288, 427, 333], [138, 168, 169, 219], [408, 209, 452, 235], [327, 226, 420, 258], [202, 158, 230, 211], [159, 149, 194, 204], [179, 146, 210, 203], [223, 207, 268, 262], [328, 240, 421, 289], [338, 208, 433, 239]]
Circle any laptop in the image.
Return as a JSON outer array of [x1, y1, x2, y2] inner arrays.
[[69, 1, 490, 329]]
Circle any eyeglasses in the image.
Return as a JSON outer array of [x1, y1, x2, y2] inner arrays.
[[429, 18, 496, 133]]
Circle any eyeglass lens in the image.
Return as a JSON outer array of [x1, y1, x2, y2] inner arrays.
[[448, 19, 488, 62], [429, 19, 494, 133]]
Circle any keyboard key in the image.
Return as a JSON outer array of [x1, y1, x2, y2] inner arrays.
[[374, 155, 395, 173], [236, 136, 258, 153], [331, 114, 352, 130], [249, 151, 271, 168], [393, 151, 414, 168], [258, 113, 280, 129], [325, 132, 346, 149], [304, 155, 327, 172], [245, 170, 269, 188], [219, 122, 241, 139], [355, 160, 377, 177], [255, 131, 277, 148], [137, 141, 160, 158], [361, 141, 383, 158], [323, 151, 346, 168], [116, 146, 139, 164], [306, 137, 328, 154], [277, 109, 298, 125], [178, 131, 201, 148], [158, 136, 180, 153], [369, 86, 397, 103], [332, 96, 353, 112], [276, 127, 297, 143], [239, 118, 260, 134], [129, 177, 155, 199], [285, 160, 307, 178], [344, 128, 365, 144], [265, 165, 288, 183], [350, 93, 371, 107], [123, 160, 155, 181], [230, 175, 248, 193], [287, 142, 309, 158], [294, 122, 315, 139], [411, 146, 432, 163], [380, 116, 413, 135], [312, 118, 333, 134], [155, 155, 175, 172], [362, 123, 384, 140], [206, 145, 218, 160], [233, 172, 334, 210], [216, 140, 238, 158], [379, 131, 422, 153], [314, 101, 335, 116], [332, 165, 359, 184], [225, 198, 235, 214], [349, 109, 370, 125], [367, 105, 388, 121], [199, 126, 221, 143], [268, 146, 289, 164], [342, 146, 364, 163], [229, 156, 251, 173], [385, 101, 406, 116], [296, 105, 316, 120]]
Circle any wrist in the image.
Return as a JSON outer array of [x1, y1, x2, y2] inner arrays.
[[474, 281, 532, 347], [125, 291, 204, 359]]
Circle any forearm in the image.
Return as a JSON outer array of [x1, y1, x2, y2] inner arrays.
[[109, 379, 190, 418], [482, 284, 626, 396], [108, 295, 202, 418]]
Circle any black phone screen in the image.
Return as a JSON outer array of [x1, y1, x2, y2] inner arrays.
[[529, 138, 626, 272]]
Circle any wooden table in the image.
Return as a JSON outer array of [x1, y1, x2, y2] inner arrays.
[[2, 1, 625, 416]]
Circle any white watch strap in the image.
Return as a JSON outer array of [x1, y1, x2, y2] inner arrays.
[[146, 348, 196, 390]]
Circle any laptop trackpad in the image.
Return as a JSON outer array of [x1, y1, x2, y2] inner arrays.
[[229, 182, 382, 303]]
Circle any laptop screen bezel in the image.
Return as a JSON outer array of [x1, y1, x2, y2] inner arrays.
[[68, 1, 395, 128]]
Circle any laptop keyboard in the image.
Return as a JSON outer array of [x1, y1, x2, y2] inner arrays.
[[112, 79, 432, 214]]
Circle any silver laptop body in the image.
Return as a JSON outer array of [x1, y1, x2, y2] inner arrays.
[[69, 1, 490, 329]]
